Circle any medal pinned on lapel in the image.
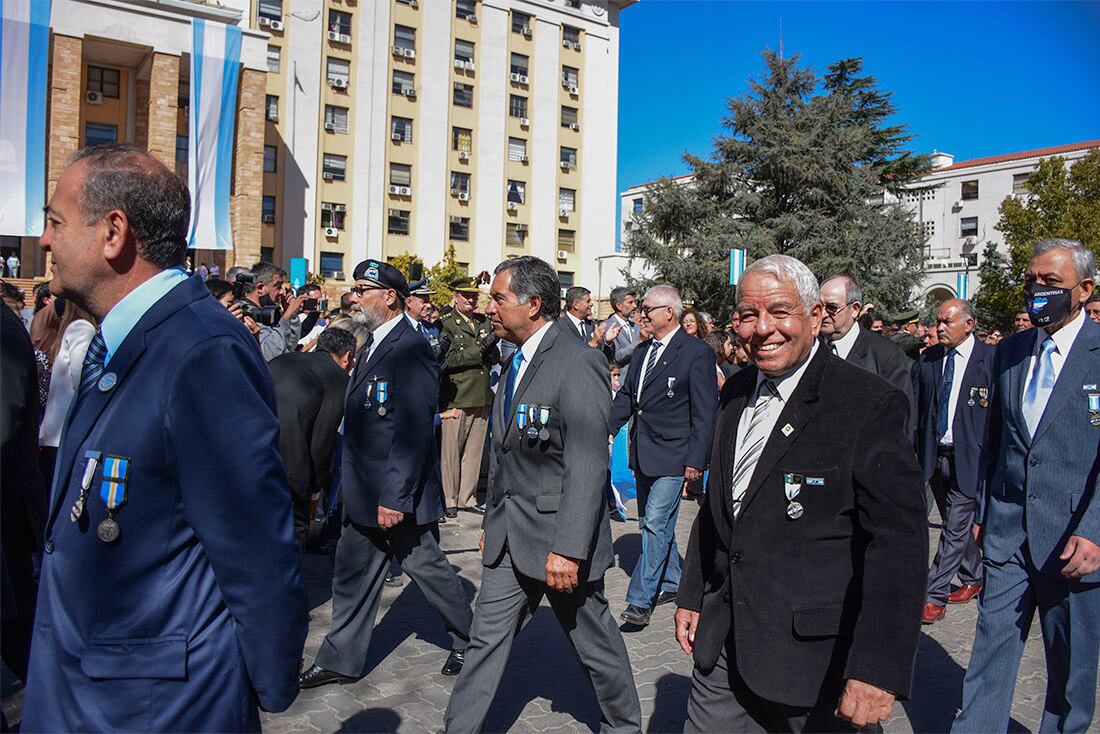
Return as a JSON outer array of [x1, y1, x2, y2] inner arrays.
[[525, 405, 541, 440], [97, 454, 130, 543], [537, 405, 550, 441], [97, 372, 118, 393], [967, 387, 977, 407], [666, 377, 676, 399], [978, 387, 989, 409], [363, 380, 374, 409], [71, 450, 101, 523], [516, 403, 529, 434], [376, 379, 390, 417], [1088, 393, 1100, 427], [783, 473, 804, 520]]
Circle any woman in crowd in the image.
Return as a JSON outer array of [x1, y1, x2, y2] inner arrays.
[[681, 310, 700, 338], [39, 299, 98, 481]]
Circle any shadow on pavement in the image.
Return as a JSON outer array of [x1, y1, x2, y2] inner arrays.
[[337, 707, 401, 732], [904, 631, 965, 732], [303, 551, 336, 610], [646, 672, 691, 733], [613, 532, 642, 579]]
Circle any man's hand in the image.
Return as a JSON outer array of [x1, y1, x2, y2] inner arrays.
[[684, 466, 703, 482], [1060, 535, 1100, 578], [545, 552, 580, 592], [674, 608, 699, 655], [971, 522, 982, 545], [479, 532, 485, 555], [604, 323, 621, 343], [835, 679, 896, 728], [588, 323, 607, 349], [377, 505, 404, 529], [227, 301, 246, 321], [243, 316, 261, 337], [281, 294, 302, 321]]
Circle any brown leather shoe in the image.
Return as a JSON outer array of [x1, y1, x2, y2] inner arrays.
[[921, 602, 946, 624], [948, 584, 982, 604]]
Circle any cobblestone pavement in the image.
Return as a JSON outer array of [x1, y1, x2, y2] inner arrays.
[[0, 501, 1079, 733]]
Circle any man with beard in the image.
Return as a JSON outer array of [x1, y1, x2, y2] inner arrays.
[[241, 262, 302, 361]]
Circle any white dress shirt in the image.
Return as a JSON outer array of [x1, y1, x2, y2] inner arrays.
[[39, 319, 97, 448], [830, 322, 861, 361], [940, 334, 975, 446], [565, 311, 587, 339], [365, 312, 404, 363], [512, 320, 555, 388], [636, 325, 681, 399], [1024, 308, 1085, 410], [613, 314, 634, 342]]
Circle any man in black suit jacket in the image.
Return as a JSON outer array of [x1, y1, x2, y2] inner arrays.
[[610, 285, 718, 626], [300, 261, 472, 688], [677, 255, 927, 732], [819, 275, 915, 435], [912, 299, 993, 624], [269, 327, 355, 544]]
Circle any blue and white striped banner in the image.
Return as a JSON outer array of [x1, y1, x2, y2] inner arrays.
[[956, 271, 969, 300], [187, 18, 241, 251], [729, 248, 747, 285], [0, 0, 51, 237]]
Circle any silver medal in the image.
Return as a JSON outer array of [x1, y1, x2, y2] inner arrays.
[[786, 501, 804, 520], [377, 406, 387, 416], [97, 517, 121, 543], [97, 372, 118, 392], [539, 428, 550, 441]]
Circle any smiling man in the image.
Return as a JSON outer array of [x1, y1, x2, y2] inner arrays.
[[676, 254, 927, 732]]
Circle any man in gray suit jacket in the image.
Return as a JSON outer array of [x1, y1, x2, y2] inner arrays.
[[442, 257, 641, 733], [601, 286, 641, 379], [953, 238, 1100, 733]]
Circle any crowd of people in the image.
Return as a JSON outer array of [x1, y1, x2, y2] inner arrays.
[[1, 141, 1097, 734]]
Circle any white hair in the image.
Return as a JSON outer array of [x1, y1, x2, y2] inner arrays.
[[643, 285, 684, 319], [738, 254, 820, 315], [1032, 238, 1097, 281]]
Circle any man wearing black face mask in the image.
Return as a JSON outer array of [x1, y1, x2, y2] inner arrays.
[[954, 238, 1100, 733]]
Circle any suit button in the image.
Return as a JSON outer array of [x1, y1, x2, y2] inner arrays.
[[502, 446, 510, 454], [1029, 458, 1039, 466], [505, 491, 512, 498], [1028, 494, 1037, 501], [45, 540, 55, 554], [731, 552, 742, 566]]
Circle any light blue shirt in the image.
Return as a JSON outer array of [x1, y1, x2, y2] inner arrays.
[[100, 268, 190, 365]]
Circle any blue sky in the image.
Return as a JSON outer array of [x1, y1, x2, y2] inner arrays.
[[616, 0, 1100, 193]]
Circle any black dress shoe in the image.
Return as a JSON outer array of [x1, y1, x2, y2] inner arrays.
[[445, 508, 458, 519], [466, 503, 486, 515], [655, 590, 678, 606], [298, 664, 357, 689], [620, 604, 653, 626], [441, 648, 465, 676], [384, 571, 404, 587]]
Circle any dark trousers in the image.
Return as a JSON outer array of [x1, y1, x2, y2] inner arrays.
[[686, 637, 880, 733], [314, 520, 472, 678], [926, 452, 982, 605]]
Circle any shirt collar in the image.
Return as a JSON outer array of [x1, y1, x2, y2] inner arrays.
[[370, 311, 405, 348], [1038, 308, 1085, 355], [755, 339, 819, 403], [615, 314, 632, 329], [654, 325, 680, 347], [950, 333, 975, 359], [404, 312, 420, 329], [519, 320, 555, 363], [565, 311, 585, 328], [99, 268, 189, 364], [832, 321, 860, 355]]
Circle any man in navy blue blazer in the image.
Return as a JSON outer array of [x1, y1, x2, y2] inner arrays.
[[912, 299, 994, 624], [23, 144, 308, 732], [954, 238, 1100, 733], [299, 260, 472, 689], [610, 285, 718, 627]]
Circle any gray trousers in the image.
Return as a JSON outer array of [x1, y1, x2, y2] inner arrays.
[[686, 638, 878, 733], [443, 549, 641, 733], [927, 454, 983, 605], [314, 521, 472, 678]]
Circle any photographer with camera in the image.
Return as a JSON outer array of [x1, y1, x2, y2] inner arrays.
[[231, 263, 302, 361]]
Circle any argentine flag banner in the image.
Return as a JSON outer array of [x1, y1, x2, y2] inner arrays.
[[187, 18, 241, 251], [0, 0, 51, 237]]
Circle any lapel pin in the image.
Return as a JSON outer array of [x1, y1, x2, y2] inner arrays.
[[781, 423, 793, 437], [97, 372, 118, 392]]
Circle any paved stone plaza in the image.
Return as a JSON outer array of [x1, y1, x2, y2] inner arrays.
[[0, 500, 1076, 732]]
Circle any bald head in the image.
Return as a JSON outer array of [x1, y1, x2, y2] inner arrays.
[[935, 298, 976, 349], [819, 275, 862, 340]]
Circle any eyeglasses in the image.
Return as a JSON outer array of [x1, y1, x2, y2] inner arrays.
[[350, 284, 384, 296], [640, 304, 671, 317], [822, 302, 854, 316]]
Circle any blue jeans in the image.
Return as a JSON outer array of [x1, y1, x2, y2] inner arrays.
[[625, 473, 683, 608]]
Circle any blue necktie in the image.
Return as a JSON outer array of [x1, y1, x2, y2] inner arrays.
[[1022, 336, 1057, 437], [936, 347, 956, 441], [77, 329, 108, 401], [502, 349, 524, 422]]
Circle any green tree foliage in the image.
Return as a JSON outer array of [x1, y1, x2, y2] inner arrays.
[[426, 244, 466, 308], [624, 51, 931, 318], [973, 150, 1100, 331]]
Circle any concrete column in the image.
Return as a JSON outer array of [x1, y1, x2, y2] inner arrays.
[[47, 34, 83, 199], [230, 67, 266, 269], [145, 53, 179, 168]]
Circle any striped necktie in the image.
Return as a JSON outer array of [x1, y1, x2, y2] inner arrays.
[[77, 329, 108, 400], [730, 380, 778, 516], [639, 339, 662, 398]]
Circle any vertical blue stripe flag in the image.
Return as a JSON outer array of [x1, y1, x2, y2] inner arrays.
[[187, 18, 242, 251], [0, 0, 51, 237], [729, 248, 747, 285], [957, 271, 969, 300]]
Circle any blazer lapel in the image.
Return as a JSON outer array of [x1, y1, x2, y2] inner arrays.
[[1031, 321, 1100, 445], [1008, 330, 1039, 446], [505, 324, 558, 437], [719, 369, 756, 521], [641, 331, 684, 399], [847, 330, 870, 370], [350, 317, 407, 394]]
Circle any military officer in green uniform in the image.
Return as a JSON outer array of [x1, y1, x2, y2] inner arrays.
[[438, 277, 500, 517], [890, 309, 924, 361]]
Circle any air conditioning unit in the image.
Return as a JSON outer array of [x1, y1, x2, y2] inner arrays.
[[450, 215, 463, 223], [403, 48, 416, 59], [559, 208, 570, 217], [963, 236, 977, 247], [518, 74, 529, 85], [324, 227, 338, 238], [267, 112, 279, 123], [269, 20, 284, 31], [402, 87, 416, 98], [262, 214, 276, 223], [257, 16, 271, 27], [399, 186, 411, 196], [330, 270, 345, 279], [409, 0, 419, 7], [560, 161, 574, 170], [571, 41, 581, 50], [324, 122, 336, 131], [557, 250, 568, 261], [331, 78, 347, 89], [568, 85, 579, 95], [458, 151, 470, 161], [340, 34, 351, 44], [467, 14, 478, 24], [519, 155, 529, 163], [507, 202, 518, 211], [392, 46, 403, 56], [953, 200, 963, 209], [562, 40, 571, 48], [521, 26, 532, 37], [569, 122, 580, 131], [327, 30, 340, 41], [334, 205, 346, 212], [85, 90, 103, 105], [464, 61, 475, 71], [510, 72, 521, 83], [391, 132, 403, 141], [450, 187, 461, 196], [323, 172, 335, 181], [454, 59, 465, 70], [516, 224, 528, 232], [388, 184, 399, 194], [458, 192, 470, 201], [519, 117, 529, 128]]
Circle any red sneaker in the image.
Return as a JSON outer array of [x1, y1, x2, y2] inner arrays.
[[948, 584, 982, 604], [922, 602, 946, 624]]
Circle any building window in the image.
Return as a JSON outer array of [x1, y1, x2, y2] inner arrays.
[[319, 251, 344, 277], [559, 188, 575, 212], [389, 163, 412, 187], [396, 0, 418, 5], [449, 216, 470, 241], [565, 0, 580, 8], [392, 69, 414, 95], [558, 229, 575, 251], [922, 221, 935, 238], [175, 135, 188, 162], [506, 223, 527, 247], [329, 10, 351, 37], [506, 180, 525, 205], [263, 144, 277, 172], [324, 105, 349, 133], [511, 11, 531, 34], [326, 57, 350, 86], [562, 65, 578, 88], [85, 122, 117, 146], [510, 53, 529, 76], [507, 137, 527, 162], [87, 65, 121, 98], [561, 106, 578, 127], [960, 216, 978, 238], [509, 94, 527, 118], [320, 203, 346, 230], [558, 271, 574, 289], [453, 127, 472, 153], [632, 197, 642, 214], [262, 195, 276, 219], [961, 180, 978, 201], [563, 25, 581, 48], [453, 82, 473, 108], [257, 0, 281, 20], [1012, 173, 1030, 196], [266, 45, 281, 73], [322, 154, 347, 181], [391, 116, 413, 143], [560, 146, 577, 168], [456, 0, 477, 20], [261, 247, 274, 264], [450, 171, 471, 195], [265, 95, 279, 122], [394, 25, 416, 52], [455, 39, 475, 64], [177, 79, 189, 109], [387, 209, 410, 235]]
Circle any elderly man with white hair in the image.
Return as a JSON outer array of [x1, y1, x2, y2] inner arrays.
[[676, 254, 927, 732]]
